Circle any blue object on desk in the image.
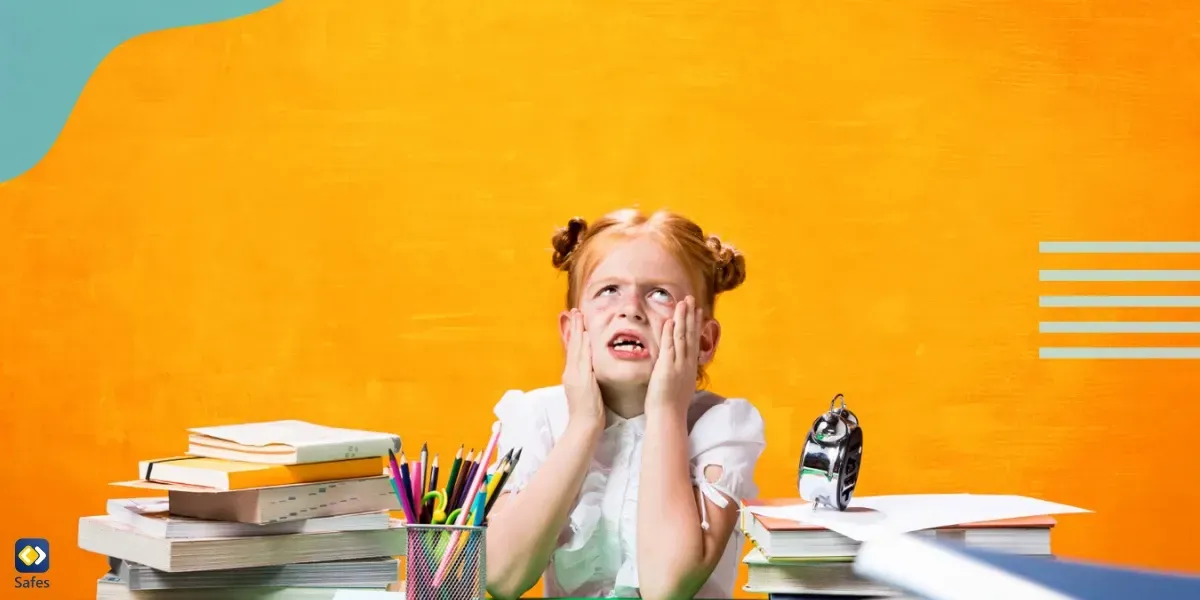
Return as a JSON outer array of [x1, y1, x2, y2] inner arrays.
[[854, 533, 1200, 600], [951, 545, 1200, 600]]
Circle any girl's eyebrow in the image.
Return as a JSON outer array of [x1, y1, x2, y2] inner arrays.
[[584, 277, 623, 294], [588, 276, 677, 290]]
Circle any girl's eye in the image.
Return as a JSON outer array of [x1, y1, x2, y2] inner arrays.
[[597, 285, 619, 296], [649, 289, 672, 303]]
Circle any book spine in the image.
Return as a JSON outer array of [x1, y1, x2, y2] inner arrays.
[[294, 436, 402, 464], [225, 455, 383, 489]]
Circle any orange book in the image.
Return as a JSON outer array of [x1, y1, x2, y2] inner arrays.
[[740, 497, 1057, 560], [136, 455, 386, 491]]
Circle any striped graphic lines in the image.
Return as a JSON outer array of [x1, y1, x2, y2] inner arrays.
[[1039, 241, 1200, 360]]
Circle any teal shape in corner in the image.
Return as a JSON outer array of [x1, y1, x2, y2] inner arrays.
[[0, 0, 283, 184]]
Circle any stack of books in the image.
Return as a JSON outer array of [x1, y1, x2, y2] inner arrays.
[[78, 420, 409, 599], [739, 495, 1088, 599]]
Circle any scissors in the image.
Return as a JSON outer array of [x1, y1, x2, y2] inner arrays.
[[422, 490, 449, 524]]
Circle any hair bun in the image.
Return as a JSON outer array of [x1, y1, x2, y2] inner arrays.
[[551, 217, 589, 271], [707, 235, 746, 293]]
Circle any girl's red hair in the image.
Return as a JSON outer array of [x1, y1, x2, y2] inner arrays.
[[551, 208, 746, 310], [549, 209, 747, 387]]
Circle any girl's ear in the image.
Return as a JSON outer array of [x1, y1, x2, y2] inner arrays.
[[558, 310, 573, 349], [699, 318, 721, 365]]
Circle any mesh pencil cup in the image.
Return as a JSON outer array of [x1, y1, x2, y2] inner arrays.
[[405, 524, 487, 600]]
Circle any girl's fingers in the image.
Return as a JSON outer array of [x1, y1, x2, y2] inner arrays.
[[568, 310, 586, 372], [674, 298, 689, 365], [689, 304, 702, 359], [580, 330, 594, 373], [564, 311, 578, 367], [573, 311, 588, 373], [659, 318, 676, 362]]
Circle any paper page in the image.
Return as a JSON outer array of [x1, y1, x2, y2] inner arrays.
[[109, 478, 227, 493], [744, 494, 1090, 542], [189, 420, 397, 447], [331, 592, 405, 599], [110, 498, 169, 516]]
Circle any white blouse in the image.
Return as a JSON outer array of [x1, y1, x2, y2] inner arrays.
[[493, 385, 767, 599]]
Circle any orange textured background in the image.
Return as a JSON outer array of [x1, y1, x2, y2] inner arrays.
[[3, 0, 1200, 597]]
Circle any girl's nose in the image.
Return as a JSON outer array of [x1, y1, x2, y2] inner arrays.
[[617, 301, 646, 322]]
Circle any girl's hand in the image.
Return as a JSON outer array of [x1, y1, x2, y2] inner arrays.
[[646, 296, 702, 416], [562, 309, 605, 430]]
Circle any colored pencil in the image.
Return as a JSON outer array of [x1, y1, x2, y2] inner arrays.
[[506, 448, 523, 487], [483, 465, 503, 509], [485, 449, 512, 492], [472, 486, 487, 525], [433, 422, 502, 586], [446, 452, 463, 512], [449, 487, 490, 580], [458, 459, 481, 511], [411, 456, 423, 524], [398, 452, 418, 523], [485, 447, 520, 517], [420, 443, 429, 496], [443, 445, 463, 499], [484, 453, 514, 516], [424, 454, 440, 524], [450, 451, 474, 511], [387, 449, 416, 524]]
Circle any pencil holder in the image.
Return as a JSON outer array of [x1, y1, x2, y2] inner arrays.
[[405, 524, 487, 600]]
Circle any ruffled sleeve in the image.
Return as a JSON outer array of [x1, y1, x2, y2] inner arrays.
[[492, 389, 556, 495], [688, 398, 767, 530]]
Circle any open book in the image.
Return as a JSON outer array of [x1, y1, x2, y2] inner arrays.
[[188, 420, 402, 465]]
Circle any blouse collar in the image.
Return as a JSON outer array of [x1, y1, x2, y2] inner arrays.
[[604, 407, 647, 432]]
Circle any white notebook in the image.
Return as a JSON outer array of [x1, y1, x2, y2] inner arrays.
[[78, 515, 407, 572], [106, 497, 391, 538], [188, 420, 402, 465], [97, 574, 396, 599]]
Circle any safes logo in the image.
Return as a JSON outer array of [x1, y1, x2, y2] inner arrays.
[[14, 539, 47, 574], [13, 538, 50, 590]]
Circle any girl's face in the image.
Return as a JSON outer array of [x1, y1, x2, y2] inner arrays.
[[560, 236, 721, 389]]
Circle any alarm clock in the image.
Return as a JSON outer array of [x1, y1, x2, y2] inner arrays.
[[798, 394, 863, 511]]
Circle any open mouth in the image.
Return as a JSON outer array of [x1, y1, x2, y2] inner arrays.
[[608, 331, 647, 352]]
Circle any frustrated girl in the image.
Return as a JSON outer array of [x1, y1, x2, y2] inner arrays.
[[486, 208, 766, 600]]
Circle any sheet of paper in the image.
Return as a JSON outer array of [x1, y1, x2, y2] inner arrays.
[[331, 592, 405, 599], [744, 494, 1090, 542], [112, 497, 169, 516], [189, 420, 396, 447]]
